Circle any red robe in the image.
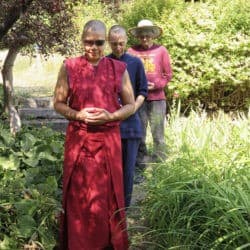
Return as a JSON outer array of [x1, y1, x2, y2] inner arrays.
[[60, 56, 128, 250]]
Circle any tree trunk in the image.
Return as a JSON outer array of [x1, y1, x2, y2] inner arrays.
[[1, 47, 21, 135]]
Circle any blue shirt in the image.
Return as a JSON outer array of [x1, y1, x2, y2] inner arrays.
[[107, 52, 148, 139]]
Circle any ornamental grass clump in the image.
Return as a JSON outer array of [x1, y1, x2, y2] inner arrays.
[[142, 109, 250, 249]]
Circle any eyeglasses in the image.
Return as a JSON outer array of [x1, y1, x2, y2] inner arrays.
[[83, 40, 105, 46], [109, 41, 126, 47]]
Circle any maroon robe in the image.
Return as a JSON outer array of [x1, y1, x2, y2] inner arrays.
[[60, 56, 128, 250]]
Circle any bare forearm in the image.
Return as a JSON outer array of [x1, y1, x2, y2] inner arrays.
[[135, 95, 145, 112], [110, 104, 135, 121], [54, 102, 79, 120]]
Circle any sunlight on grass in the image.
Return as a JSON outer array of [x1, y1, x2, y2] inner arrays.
[[140, 106, 250, 249], [1, 50, 65, 97], [13, 53, 65, 97]]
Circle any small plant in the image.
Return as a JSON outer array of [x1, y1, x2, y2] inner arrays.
[[142, 109, 250, 249], [0, 122, 64, 249]]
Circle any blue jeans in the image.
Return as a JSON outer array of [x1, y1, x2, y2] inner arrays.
[[122, 138, 140, 207], [137, 100, 167, 163]]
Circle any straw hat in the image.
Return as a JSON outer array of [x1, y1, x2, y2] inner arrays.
[[128, 19, 162, 38]]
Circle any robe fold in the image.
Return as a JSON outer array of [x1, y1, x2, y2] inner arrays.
[[60, 56, 128, 250]]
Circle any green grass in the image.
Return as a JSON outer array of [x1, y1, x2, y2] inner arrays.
[[1, 50, 65, 98], [140, 107, 250, 249], [14, 53, 65, 97]]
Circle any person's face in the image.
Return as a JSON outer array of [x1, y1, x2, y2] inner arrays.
[[137, 31, 154, 49], [108, 34, 127, 58], [83, 30, 106, 64]]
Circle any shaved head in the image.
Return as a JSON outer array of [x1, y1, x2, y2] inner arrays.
[[82, 20, 106, 40], [108, 25, 128, 58], [108, 25, 127, 40]]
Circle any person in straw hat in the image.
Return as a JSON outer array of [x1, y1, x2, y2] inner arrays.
[[128, 19, 173, 166]]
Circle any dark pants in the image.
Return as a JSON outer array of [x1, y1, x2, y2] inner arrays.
[[137, 100, 167, 163], [122, 138, 140, 207]]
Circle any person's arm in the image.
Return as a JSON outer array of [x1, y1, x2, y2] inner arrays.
[[53, 64, 91, 121], [85, 69, 135, 125], [161, 46, 172, 83], [135, 95, 145, 112], [135, 59, 148, 111], [114, 69, 135, 119]]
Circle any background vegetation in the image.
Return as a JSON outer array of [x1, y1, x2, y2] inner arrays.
[[120, 0, 250, 113], [0, 124, 64, 249], [140, 107, 250, 249]]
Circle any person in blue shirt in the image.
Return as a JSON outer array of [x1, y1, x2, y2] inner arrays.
[[107, 25, 148, 207]]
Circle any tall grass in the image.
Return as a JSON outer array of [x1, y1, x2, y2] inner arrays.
[[141, 106, 250, 249]]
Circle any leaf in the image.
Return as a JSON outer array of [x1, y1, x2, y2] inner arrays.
[[40, 227, 57, 249], [0, 235, 17, 250], [37, 176, 58, 195], [15, 199, 38, 216], [17, 215, 37, 238], [0, 130, 15, 146], [0, 155, 18, 170], [20, 133, 37, 151], [46, 176, 58, 192], [22, 156, 39, 167], [38, 152, 57, 162], [51, 141, 63, 154]]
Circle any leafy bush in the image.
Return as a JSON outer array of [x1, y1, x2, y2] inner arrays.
[[120, 0, 250, 112], [0, 122, 64, 249], [141, 108, 250, 248]]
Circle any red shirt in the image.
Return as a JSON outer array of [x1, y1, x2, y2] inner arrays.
[[128, 44, 172, 101]]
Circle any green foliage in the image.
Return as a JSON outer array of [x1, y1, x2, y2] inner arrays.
[[119, 0, 170, 27], [160, 0, 250, 112], [214, 0, 250, 35], [119, 0, 250, 112], [71, 0, 118, 55], [119, 0, 174, 45], [0, 1, 81, 56], [80, 0, 116, 27], [142, 108, 250, 248], [0, 122, 64, 249]]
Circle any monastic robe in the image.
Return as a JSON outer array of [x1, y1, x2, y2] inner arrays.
[[60, 56, 128, 250]]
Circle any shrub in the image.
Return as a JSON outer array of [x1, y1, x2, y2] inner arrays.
[[120, 0, 250, 113]]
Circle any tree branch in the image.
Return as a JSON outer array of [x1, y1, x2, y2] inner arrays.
[[0, 0, 34, 40]]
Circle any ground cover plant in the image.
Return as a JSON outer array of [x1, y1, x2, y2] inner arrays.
[[0, 121, 64, 249], [139, 105, 250, 249]]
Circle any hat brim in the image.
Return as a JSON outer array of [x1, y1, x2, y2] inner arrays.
[[128, 25, 162, 38]]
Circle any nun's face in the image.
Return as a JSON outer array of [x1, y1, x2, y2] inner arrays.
[[109, 33, 127, 58], [82, 30, 106, 64], [137, 31, 154, 49]]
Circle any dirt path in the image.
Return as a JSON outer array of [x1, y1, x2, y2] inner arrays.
[[127, 182, 150, 250]]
